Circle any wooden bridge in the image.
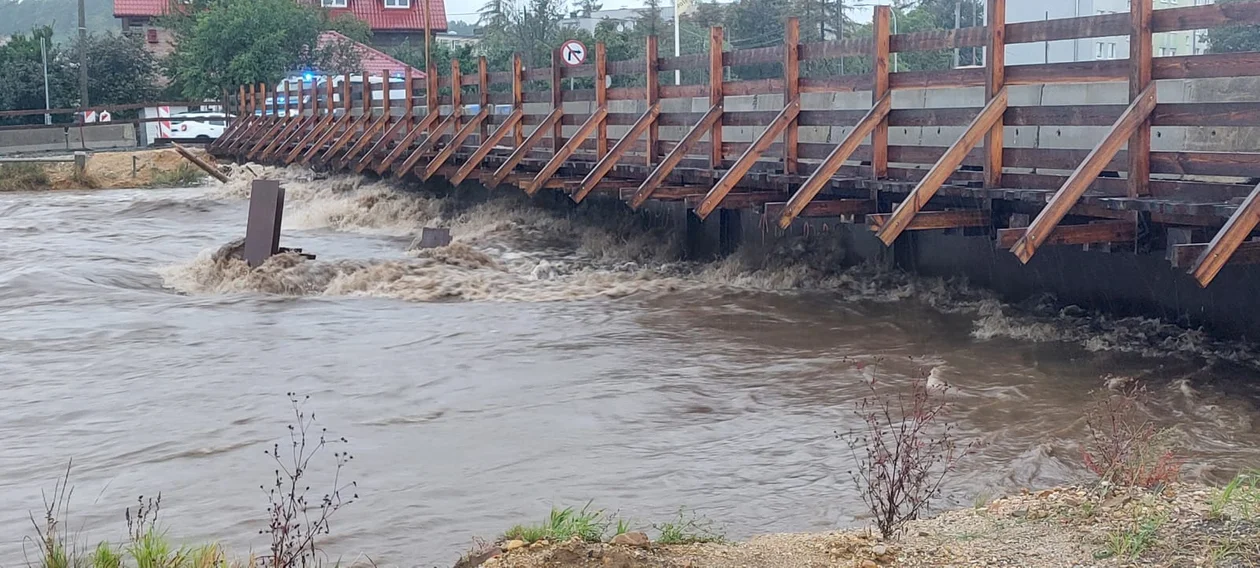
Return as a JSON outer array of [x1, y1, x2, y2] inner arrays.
[[209, 0, 1260, 288]]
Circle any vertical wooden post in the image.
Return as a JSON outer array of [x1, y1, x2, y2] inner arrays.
[[309, 75, 319, 118], [342, 73, 352, 114], [404, 67, 414, 130], [361, 69, 372, 117], [872, 6, 890, 179], [381, 71, 391, 119], [324, 75, 334, 118], [257, 83, 266, 115], [709, 26, 724, 177], [283, 80, 291, 118], [783, 18, 799, 176], [984, 0, 1005, 188], [512, 53, 524, 148], [451, 59, 462, 135], [479, 56, 489, 150], [646, 36, 659, 167], [1129, 0, 1152, 197], [552, 48, 563, 155], [245, 84, 254, 115], [595, 42, 608, 160], [296, 79, 304, 116]]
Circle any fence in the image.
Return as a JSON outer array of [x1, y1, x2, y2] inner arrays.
[[210, 0, 1260, 287]]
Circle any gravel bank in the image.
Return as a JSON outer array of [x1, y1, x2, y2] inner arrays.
[[464, 483, 1259, 568]]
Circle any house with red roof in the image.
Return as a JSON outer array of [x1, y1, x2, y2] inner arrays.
[[114, 0, 447, 59]]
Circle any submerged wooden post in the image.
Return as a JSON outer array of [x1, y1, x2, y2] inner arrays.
[[872, 6, 890, 179], [984, 0, 1005, 188], [1128, 0, 1153, 197], [783, 17, 800, 176], [708, 26, 724, 178]]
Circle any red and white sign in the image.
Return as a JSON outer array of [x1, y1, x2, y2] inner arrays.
[[98, 110, 112, 123], [560, 39, 587, 66], [157, 106, 171, 139]]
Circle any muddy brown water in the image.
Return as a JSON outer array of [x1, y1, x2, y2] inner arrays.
[[2, 169, 1259, 567]]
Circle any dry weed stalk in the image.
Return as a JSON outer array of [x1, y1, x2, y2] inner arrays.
[[1082, 386, 1181, 489]]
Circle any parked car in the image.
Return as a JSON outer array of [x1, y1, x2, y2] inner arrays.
[[165, 111, 234, 141]]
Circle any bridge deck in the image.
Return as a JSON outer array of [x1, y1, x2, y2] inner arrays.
[[210, 0, 1260, 287]]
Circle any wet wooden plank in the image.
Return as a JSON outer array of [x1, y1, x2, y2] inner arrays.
[[628, 105, 723, 209], [868, 210, 990, 231], [765, 199, 873, 218], [490, 109, 563, 187], [1188, 182, 1260, 286], [575, 105, 660, 203], [424, 107, 490, 181], [996, 220, 1135, 248], [694, 101, 800, 220], [451, 109, 523, 185], [1172, 240, 1260, 269], [525, 107, 608, 195]]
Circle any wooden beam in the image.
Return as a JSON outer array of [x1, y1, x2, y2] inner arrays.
[[356, 110, 411, 173], [214, 84, 251, 151], [1129, 0, 1153, 197], [479, 56, 489, 152], [1187, 182, 1260, 286], [684, 191, 788, 210], [709, 26, 724, 179], [627, 104, 724, 209], [525, 107, 609, 195], [374, 110, 442, 174], [1173, 240, 1260, 270], [424, 107, 490, 180], [868, 210, 990, 232], [595, 43, 608, 160], [450, 59, 462, 137], [394, 112, 458, 176], [490, 108, 564, 187], [286, 77, 336, 163], [985, 0, 1005, 188], [1009, 84, 1156, 263], [875, 88, 1008, 245], [872, 6, 890, 179], [765, 199, 873, 218], [513, 53, 524, 147], [574, 104, 661, 203], [300, 113, 350, 165], [784, 17, 800, 176], [694, 101, 800, 220], [996, 220, 1135, 248], [646, 36, 659, 168], [451, 109, 524, 185], [320, 113, 370, 166], [777, 93, 891, 229]]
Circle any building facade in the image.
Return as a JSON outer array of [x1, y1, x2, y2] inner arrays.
[[1005, 0, 1211, 66], [113, 0, 448, 55]]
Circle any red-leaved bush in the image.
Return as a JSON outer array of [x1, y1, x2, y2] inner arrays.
[[844, 372, 973, 540], [1082, 386, 1181, 489]]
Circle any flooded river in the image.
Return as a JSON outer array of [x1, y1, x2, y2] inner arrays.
[[2, 170, 1259, 566]]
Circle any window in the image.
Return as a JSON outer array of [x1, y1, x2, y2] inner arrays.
[[384, 0, 410, 7], [321, 0, 347, 7], [146, 28, 158, 44], [1159, 47, 1177, 56]]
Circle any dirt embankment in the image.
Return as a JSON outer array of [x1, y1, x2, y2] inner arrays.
[[1, 147, 218, 191], [470, 483, 1259, 568]]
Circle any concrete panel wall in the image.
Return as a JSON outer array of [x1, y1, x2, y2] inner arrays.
[[0, 124, 136, 155]]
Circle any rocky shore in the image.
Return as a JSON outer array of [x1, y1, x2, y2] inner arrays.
[[464, 483, 1259, 568]]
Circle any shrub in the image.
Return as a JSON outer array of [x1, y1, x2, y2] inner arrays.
[[24, 462, 81, 568], [89, 542, 122, 568], [1081, 386, 1181, 489], [843, 375, 972, 540], [261, 394, 357, 568], [148, 163, 205, 188]]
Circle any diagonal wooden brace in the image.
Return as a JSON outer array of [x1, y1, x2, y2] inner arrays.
[[424, 107, 490, 180], [451, 109, 524, 185], [489, 109, 563, 187], [393, 112, 458, 176], [525, 107, 609, 195], [573, 104, 660, 203], [627, 104, 723, 210], [778, 93, 891, 229], [1188, 181, 1260, 287], [376, 111, 442, 174], [1009, 84, 1156, 263], [876, 88, 1008, 246], [693, 100, 800, 220]]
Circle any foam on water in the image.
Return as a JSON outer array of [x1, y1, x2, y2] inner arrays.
[[166, 164, 1260, 366]]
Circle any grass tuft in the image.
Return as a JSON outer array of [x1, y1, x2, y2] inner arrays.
[[1211, 470, 1260, 520], [653, 508, 725, 545], [0, 163, 51, 192], [148, 163, 205, 188], [1098, 511, 1166, 560], [503, 503, 617, 544], [89, 542, 122, 568]]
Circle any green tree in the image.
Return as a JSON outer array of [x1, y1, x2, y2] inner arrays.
[[0, 26, 76, 123], [69, 32, 161, 107], [1205, 0, 1260, 53], [576, 0, 603, 18], [164, 0, 361, 99]]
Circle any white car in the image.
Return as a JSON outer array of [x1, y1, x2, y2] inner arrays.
[[166, 111, 233, 142]]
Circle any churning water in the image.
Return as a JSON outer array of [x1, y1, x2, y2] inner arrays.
[[2, 168, 1259, 567]]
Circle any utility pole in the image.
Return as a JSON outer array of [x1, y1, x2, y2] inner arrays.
[[41, 36, 51, 126], [77, 0, 89, 110]]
